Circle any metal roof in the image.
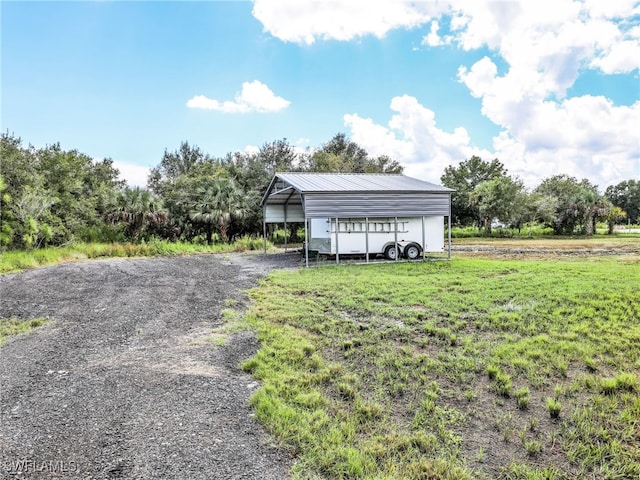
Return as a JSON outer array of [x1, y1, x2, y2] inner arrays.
[[271, 172, 453, 194], [262, 173, 453, 221]]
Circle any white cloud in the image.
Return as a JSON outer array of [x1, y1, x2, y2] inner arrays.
[[243, 145, 260, 155], [112, 160, 151, 188], [187, 80, 290, 113], [344, 94, 639, 189], [252, 0, 639, 187], [251, 0, 445, 44], [422, 20, 444, 46], [448, 1, 640, 98], [445, 1, 640, 187], [243, 138, 311, 159], [344, 95, 492, 183]]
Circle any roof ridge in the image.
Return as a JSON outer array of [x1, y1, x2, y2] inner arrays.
[[276, 172, 404, 176]]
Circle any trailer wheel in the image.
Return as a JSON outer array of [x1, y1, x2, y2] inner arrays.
[[384, 245, 398, 260], [404, 244, 421, 260]]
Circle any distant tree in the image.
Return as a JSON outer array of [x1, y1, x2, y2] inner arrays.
[[0, 175, 12, 249], [534, 175, 599, 235], [148, 141, 210, 194], [364, 154, 403, 174], [187, 179, 246, 243], [302, 133, 403, 174], [109, 187, 167, 240], [320, 133, 369, 171], [469, 176, 525, 234], [602, 204, 627, 234], [1, 133, 123, 247], [258, 138, 299, 173], [521, 192, 557, 235], [569, 188, 609, 236], [304, 151, 347, 172], [605, 180, 639, 225], [441, 156, 508, 227]]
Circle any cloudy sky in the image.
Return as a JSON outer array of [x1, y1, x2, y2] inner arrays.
[[3, 0, 639, 190]]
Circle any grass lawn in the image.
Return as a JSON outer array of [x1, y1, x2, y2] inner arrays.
[[241, 254, 640, 479], [0, 317, 48, 345]]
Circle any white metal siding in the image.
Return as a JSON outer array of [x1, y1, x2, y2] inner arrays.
[[264, 203, 305, 223]]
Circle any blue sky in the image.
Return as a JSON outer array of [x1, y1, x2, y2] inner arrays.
[[3, 1, 639, 190]]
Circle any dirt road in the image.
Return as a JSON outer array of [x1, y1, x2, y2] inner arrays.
[[0, 253, 301, 479]]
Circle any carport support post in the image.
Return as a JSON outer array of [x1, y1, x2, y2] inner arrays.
[[394, 217, 398, 262], [262, 206, 267, 255], [283, 202, 288, 253], [304, 216, 309, 268], [335, 217, 340, 265], [365, 217, 370, 263], [448, 214, 452, 260], [421, 216, 426, 262]]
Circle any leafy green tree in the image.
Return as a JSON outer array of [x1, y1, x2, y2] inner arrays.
[[440, 156, 508, 226], [36, 145, 124, 242], [469, 176, 525, 234], [148, 141, 211, 195], [602, 204, 626, 234], [534, 175, 599, 234], [187, 178, 246, 243], [226, 139, 306, 236], [109, 187, 167, 241], [302, 133, 403, 174], [521, 192, 557, 235], [363, 154, 403, 174], [0, 175, 14, 249], [257, 138, 299, 173], [569, 188, 609, 236], [304, 151, 348, 172], [605, 180, 639, 225], [155, 161, 228, 241]]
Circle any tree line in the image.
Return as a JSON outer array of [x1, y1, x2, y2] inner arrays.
[[441, 156, 638, 236], [1, 131, 638, 250]]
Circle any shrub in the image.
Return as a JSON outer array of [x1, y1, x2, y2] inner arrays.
[[515, 387, 530, 410], [546, 398, 562, 418]]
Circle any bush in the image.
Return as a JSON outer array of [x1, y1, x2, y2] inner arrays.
[[234, 236, 270, 252]]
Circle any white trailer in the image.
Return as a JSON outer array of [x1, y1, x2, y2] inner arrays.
[[307, 216, 445, 260]]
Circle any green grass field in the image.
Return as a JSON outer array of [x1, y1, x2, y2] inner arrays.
[[241, 255, 640, 479]]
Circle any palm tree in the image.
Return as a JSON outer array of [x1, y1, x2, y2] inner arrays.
[[602, 203, 627, 234], [571, 189, 608, 236], [188, 178, 246, 244], [109, 187, 167, 240]]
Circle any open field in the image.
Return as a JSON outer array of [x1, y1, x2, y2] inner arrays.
[[450, 236, 640, 261], [241, 242, 640, 478]]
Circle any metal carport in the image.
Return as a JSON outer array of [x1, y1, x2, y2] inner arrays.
[[261, 173, 454, 266]]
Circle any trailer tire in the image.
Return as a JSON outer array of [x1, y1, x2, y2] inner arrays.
[[404, 243, 421, 260], [384, 245, 398, 260]]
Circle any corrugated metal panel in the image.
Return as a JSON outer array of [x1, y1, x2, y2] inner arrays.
[[275, 173, 453, 193], [264, 203, 305, 222], [262, 173, 453, 223], [304, 192, 450, 218]]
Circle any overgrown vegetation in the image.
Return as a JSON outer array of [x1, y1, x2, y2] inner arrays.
[[0, 317, 48, 345], [240, 255, 640, 479], [0, 237, 271, 274]]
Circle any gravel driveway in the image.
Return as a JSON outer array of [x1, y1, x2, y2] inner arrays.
[[0, 252, 301, 479]]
